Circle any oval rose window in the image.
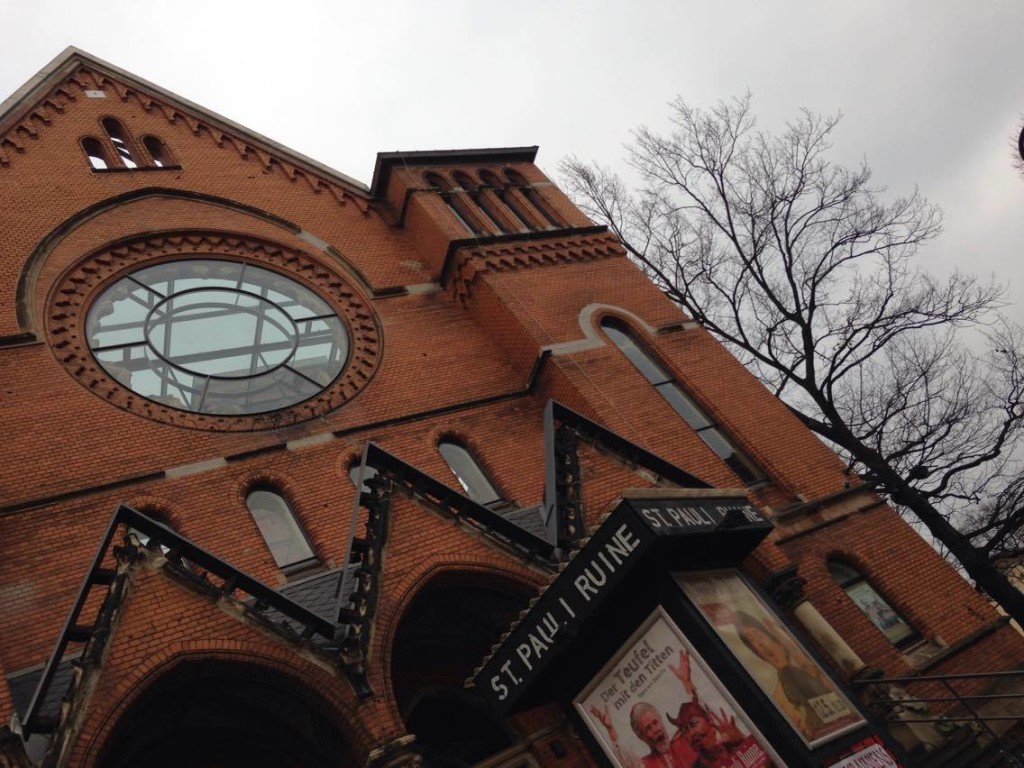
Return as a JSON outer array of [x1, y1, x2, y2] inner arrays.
[[85, 259, 348, 415]]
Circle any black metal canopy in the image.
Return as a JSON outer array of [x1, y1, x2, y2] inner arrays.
[[470, 489, 772, 714]]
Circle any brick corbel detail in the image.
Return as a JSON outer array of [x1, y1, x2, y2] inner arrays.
[[447, 231, 626, 303], [1, 67, 370, 214]]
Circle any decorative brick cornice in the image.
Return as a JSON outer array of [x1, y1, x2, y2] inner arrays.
[[1, 66, 370, 214], [0, 84, 75, 166], [447, 230, 625, 302], [47, 231, 382, 432]]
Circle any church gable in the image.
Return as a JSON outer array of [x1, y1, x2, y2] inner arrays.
[[0, 49, 367, 211]]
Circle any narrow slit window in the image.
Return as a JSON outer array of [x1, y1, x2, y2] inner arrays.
[[425, 173, 484, 235], [479, 170, 536, 231], [601, 317, 765, 485], [828, 559, 919, 647], [142, 135, 174, 167], [452, 171, 510, 234], [438, 439, 502, 506], [504, 169, 565, 228], [81, 137, 110, 170], [101, 118, 138, 168], [245, 489, 316, 570]]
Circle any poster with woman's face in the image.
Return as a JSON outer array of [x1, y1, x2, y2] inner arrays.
[[676, 571, 865, 749], [575, 607, 779, 768]]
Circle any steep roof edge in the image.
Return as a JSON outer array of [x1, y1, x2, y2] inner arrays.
[[0, 47, 370, 195], [370, 146, 539, 194]]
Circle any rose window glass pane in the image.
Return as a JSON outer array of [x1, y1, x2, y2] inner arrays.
[[86, 259, 348, 415]]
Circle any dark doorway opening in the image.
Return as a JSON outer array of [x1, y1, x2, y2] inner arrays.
[[391, 575, 532, 766], [97, 659, 351, 768]]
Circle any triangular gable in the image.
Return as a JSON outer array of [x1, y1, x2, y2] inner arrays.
[[0, 47, 367, 205]]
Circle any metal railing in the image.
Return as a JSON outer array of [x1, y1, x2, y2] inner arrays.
[[855, 669, 1024, 765]]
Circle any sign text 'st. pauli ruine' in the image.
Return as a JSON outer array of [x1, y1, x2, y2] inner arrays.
[[473, 494, 770, 711]]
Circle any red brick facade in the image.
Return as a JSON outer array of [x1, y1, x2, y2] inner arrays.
[[1, 49, 1022, 767]]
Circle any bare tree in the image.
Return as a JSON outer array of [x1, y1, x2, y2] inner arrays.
[[560, 94, 1024, 623]]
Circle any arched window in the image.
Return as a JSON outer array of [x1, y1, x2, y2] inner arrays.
[[479, 170, 537, 231], [245, 489, 316, 571], [81, 137, 111, 170], [101, 118, 138, 168], [438, 439, 502, 506], [828, 559, 918, 646], [504, 169, 565, 228], [424, 172, 484, 235], [348, 462, 379, 494], [601, 317, 764, 485], [452, 171, 510, 234], [129, 508, 175, 553], [142, 135, 174, 167]]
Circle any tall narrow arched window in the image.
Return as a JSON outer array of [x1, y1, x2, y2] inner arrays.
[[438, 439, 503, 506], [828, 559, 918, 647], [504, 169, 565, 228], [101, 118, 138, 168], [142, 135, 174, 167], [245, 489, 316, 572], [479, 170, 537, 231], [601, 317, 764, 485], [81, 137, 110, 170], [424, 173, 484, 235], [452, 171, 510, 234]]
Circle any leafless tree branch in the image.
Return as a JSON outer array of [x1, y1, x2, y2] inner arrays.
[[560, 95, 1024, 621]]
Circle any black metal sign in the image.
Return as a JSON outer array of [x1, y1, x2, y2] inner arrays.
[[471, 493, 770, 712]]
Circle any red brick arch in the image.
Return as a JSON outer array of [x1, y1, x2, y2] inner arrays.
[[76, 640, 378, 768], [376, 557, 546, 727]]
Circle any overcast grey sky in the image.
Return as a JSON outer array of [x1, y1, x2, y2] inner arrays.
[[3, 1, 1023, 319]]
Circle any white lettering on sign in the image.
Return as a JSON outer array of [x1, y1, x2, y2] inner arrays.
[[489, 522, 642, 701], [638, 501, 762, 532], [640, 505, 716, 529], [573, 523, 641, 602], [828, 743, 898, 768]]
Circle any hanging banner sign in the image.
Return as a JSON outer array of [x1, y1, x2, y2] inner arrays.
[[472, 493, 770, 712]]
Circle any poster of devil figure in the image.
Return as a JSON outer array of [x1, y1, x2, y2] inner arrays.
[[677, 570, 865, 749], [576, 607, 779, 768]]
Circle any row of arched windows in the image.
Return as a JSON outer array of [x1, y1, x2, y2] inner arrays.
[[144, 494, 924, 658], [81, 117, 175, 170], [126, 438, 512, 583], [153, 439, 507, 580], [424, 168, 566, 236], [139, 473, 922, 659]]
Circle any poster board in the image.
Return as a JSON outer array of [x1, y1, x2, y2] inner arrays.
[[575, 606, 779, 768], [676, 570, 865, 749]]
